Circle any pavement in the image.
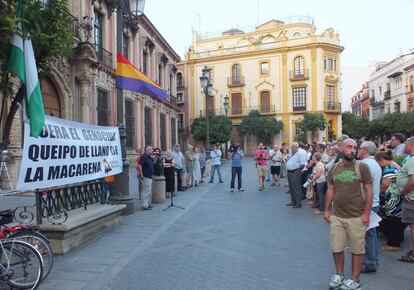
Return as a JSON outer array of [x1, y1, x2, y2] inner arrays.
[[2, 158, 413, 290]]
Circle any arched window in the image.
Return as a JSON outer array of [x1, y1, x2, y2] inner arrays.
[[292, 32, 301, 38], [176, 72, 183, 88], [294, 56, 304, 76], [232, 64, 241, 83]]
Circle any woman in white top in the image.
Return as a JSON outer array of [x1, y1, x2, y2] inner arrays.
[[309, 152, 326, 215], [192, 147, 202, 186]]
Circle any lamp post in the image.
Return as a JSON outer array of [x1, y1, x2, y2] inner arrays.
[[111, 0, 145, 215], [223, 94, 229, 116], [199, 66, 213, 149]]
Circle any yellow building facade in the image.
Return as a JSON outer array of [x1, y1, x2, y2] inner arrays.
[[184, 17, 343, 148]]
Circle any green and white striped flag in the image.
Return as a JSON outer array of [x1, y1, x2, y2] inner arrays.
[[8, 0, 45, 138]]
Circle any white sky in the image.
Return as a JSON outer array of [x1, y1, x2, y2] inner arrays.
[[145, 0, 414, 66]]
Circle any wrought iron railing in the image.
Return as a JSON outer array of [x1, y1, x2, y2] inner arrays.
[[384, 90, 391, 100], [227, 76, 245, 87], [169, 94, 177, 106], [289, 69, 309, 81], [94, 43, 114, 69], [34, 180, 105, 225], [324, 101, 341, 111]]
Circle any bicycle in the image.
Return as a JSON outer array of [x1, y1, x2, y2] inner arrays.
[[0, 211, 53, 282], [0, 210, 43, 289]]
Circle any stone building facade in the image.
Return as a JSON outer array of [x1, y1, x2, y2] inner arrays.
[[0, 0, 181, 189], [181, 16, 343, 150]]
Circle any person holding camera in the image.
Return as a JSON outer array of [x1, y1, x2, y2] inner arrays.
[[230, 143, 244, 192], [254, 143, 269, 191]]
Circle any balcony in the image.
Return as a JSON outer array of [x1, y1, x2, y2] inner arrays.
[[177, 81, 185, 89], [227, 76, 245, 87], [169, 94, 177, 106], [324, 101, 341, 112], [384, 90, 391, 100], [94, 43, 113, 69], [292, 105, 306, 112], [289, 69, 309, 81], [198, 105, 276, 117]]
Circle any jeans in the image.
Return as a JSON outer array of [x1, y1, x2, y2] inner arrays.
[[364, 206, 379, 270], [231, 167, 242, 189], [315, 182, 327, 211], [210, 165, 223, 182]]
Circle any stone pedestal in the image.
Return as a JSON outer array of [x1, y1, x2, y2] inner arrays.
[[152, 176, 166, 203]]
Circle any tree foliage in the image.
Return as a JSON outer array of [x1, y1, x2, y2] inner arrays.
[[0, 0, 75, 149], [191, 115, 232, 145], [238, 109, 284, 145], [297, 112, 327, 134], [342, 111, 414, 140], [341, 112, 370, 139]]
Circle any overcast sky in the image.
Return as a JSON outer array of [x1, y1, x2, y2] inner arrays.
[[145, 0, 414, 67]]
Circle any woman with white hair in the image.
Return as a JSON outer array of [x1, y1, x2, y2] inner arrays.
[[192, 146, 202, 186]]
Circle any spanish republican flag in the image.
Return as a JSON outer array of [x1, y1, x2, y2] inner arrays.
[[116, 53, 169, 100]]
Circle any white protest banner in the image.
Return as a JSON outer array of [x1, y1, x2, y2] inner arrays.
[[17, 116, 122, 191]]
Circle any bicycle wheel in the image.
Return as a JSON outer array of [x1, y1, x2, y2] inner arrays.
[[0, 240, 43, 289], [12, 231, 53, 281]]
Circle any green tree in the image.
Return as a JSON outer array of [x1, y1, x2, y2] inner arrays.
[[0, 0, 74, 149], [191, 115, 232, 144], [238, 109, 284, 145], [297, 112, 326, 139], [341, 111, 370, 139]]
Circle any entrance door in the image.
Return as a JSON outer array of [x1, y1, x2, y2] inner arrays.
[[41, 78, 61, 117], [231, 93, 242, 115]]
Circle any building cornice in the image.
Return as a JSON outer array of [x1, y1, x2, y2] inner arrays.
[[185, 42, 343, 65]]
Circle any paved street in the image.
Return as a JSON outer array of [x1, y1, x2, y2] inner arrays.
[[37, 158, 413, 290]]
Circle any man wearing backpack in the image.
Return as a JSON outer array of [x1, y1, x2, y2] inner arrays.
[[357, 141, 382, 273], [324, 139, 373, 290]]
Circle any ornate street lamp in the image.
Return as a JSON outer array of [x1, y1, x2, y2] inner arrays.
[[223, 94, 229, 116], [200, 66, 213, 149], [129, 0, 146, 16]]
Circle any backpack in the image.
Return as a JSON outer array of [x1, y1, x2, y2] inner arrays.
[[330, 160, 365, 200]]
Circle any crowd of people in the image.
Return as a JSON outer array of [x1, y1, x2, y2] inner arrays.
[[246, 133, 414, 290], [134, 132, 414, 290]]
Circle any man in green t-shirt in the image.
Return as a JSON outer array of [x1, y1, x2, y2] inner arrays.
[[396, 136, 414, 263], [324, 139, 373, 290]]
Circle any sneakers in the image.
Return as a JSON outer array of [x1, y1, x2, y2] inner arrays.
[[339, 279, 361, 290], [230, 188, 234, 192], [239, 188, 244, 192], [329, 274, 344, 289]]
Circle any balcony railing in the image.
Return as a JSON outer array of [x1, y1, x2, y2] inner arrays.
[[177, 81, 185, 89], [324, 101, 341, 112], [227, 76, 245, 87], [384, 90, 391, 100], [169, 94, 177, 106], [198, 105, 276, 117], [94, 43, 113, 69], [293, 105, 306, 112], [289, 69, 309, 81]]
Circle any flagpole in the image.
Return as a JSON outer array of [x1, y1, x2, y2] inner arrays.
[[109, 2, 134, 215]]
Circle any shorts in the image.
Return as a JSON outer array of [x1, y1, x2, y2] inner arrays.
[[257, 165, 266, 177], [270, 166, 281, 175], [402, 200, 414, 224], [186, 167, 193, 174], [330, 215, 366, 254]]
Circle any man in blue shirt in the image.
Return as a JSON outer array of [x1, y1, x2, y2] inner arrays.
[[286, 142, 308, 208], [358, 141, 382, 272], [230, 143, 244, 192]]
